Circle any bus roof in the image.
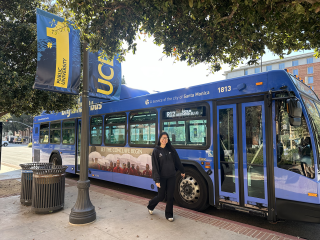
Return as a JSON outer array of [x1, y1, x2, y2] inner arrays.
[[34, 70, 309, 123]]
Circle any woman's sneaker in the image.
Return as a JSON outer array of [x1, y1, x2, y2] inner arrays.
[[167, 217, 174, 222], [148, 208, 153, 215]]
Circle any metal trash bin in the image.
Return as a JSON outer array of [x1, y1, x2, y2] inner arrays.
[[19, 163, 52, 206], [31, 165, 68, 213]]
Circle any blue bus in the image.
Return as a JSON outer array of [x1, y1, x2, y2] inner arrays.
[[33, 70, 320, 223]]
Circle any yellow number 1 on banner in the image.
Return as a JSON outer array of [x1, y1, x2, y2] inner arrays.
[[47, 22, 69, 88]]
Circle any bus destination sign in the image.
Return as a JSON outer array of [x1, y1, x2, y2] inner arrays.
[[164, 106, 205, 119]]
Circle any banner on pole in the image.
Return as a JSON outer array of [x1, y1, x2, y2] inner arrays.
[[34, 8, 80, 94], [89, 51, 121, 100]]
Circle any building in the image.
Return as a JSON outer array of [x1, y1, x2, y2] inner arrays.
[[223, 52, 320, 97]]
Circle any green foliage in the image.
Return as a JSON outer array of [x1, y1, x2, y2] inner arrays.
[[1, 114, 33, 133], [121, 75, 126, 84], [0, 0, 78, 118], [58, 0, 320, 72]]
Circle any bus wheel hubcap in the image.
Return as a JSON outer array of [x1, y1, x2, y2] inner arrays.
[[179, 175, 200, 203], [52, 158, 58, 165]]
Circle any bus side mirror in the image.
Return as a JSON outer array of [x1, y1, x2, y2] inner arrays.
[[287, 99, 302, 126]]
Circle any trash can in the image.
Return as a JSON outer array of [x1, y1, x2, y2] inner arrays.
[[31, 165, 68, 213], [19, 163, 52, 206]]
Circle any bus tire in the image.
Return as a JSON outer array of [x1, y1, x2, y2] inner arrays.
[[174, 167, 209, 211], [50, 153, 62, 166]]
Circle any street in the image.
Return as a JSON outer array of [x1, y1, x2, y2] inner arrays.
[[1, 145, 319, 240], [0, 144, 32, 168]]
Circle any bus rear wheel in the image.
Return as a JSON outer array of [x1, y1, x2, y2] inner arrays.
[[50, 153, 62, 166], [174, 167, 209, 211]]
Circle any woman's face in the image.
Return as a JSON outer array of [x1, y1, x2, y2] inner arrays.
[[160, 134, 169, 146]]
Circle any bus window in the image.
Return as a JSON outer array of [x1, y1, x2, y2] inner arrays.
[[91, 116, 103, 145], [105, 114, 126, 145], [276, 101, 315, 179], [50, 122, 61, 144], [40, 123, 49, 144], [162, 105, 208, 147], [62, 120, 75, 145], [129, 110, 157, 145]]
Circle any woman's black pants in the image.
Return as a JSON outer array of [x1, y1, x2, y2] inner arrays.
[[147, 176, 175, 219]]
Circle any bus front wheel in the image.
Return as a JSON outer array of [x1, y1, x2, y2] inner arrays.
[[174, 167, 209, 211], [50, 153, 62, 166]]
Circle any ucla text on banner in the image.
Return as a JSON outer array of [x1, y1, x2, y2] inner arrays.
[[89, 51, 121, 100], [34, 8, 80, 94]]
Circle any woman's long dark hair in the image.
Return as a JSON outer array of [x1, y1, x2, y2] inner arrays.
[[157, 132, 174, 151]]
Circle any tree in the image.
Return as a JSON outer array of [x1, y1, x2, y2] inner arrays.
[[2, 114, 33, 134], [58, 0, 320, 72], [121, 75, 126, 84], [0, 0, 79, 119]]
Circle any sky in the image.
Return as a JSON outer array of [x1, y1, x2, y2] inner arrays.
[[121, 37, 229, 93], [121, 37, 314, 93]]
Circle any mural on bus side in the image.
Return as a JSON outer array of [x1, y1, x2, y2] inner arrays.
[[88, 146, 153, 178]]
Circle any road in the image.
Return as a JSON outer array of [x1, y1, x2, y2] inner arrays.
[[1, 144, 32, 168], [1, 145, 319, 240]]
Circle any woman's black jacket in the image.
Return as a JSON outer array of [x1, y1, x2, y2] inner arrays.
[[151, 145, 185, 183]]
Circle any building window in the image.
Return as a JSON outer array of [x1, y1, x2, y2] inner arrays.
[[266, 65, 272, 71], [244, 69, 248, 75], [312, 86, 314, 90], [255, 67, 260, 73], [307, 57, 313, 64], [309, 76, 314, 84], [279, 63, 285, 70], [293, 69, 298, 75], [292, 60, 298, 67], [308, 67, 313, 74]]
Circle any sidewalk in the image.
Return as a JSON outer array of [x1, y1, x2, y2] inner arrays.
[[0, 166, 300, 240]]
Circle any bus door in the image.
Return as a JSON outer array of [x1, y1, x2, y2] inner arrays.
[[216, 101, 268, 211], [76, 119, 81, 173]]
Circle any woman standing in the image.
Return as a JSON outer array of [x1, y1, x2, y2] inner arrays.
[[147, 132, 185, 222]]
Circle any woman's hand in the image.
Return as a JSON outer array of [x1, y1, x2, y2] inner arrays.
[[156, 182, 161, 188], [181, 173, 185, 178]]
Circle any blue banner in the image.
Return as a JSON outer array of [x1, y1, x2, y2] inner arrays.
[[89, 51, 121, 100], [34, 8, 80, 94]]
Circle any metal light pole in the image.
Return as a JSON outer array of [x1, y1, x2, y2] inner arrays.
[[69, 42, 96, 224]]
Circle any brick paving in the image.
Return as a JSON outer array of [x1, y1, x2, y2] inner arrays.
[[65, 178, 301, 240]]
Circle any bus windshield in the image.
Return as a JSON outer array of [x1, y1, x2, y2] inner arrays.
[[276, 99, 315, 179], [301, 96, 320, 170], [290, 74, 318, 100]]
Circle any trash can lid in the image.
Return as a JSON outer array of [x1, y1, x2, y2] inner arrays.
[[19, 162, 53, 170], [31, 165, 68, 174]]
